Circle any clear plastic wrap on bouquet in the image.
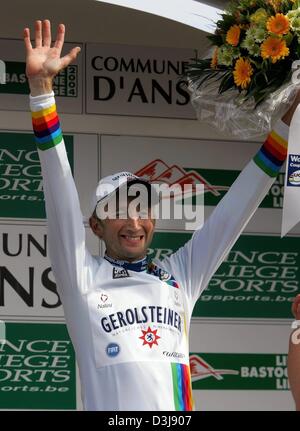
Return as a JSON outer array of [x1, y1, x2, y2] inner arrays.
[[188, 77, 300, 140]]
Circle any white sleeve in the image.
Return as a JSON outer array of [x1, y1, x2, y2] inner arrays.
[[30, 93, 96, 296], [160, 120, 289, 307]]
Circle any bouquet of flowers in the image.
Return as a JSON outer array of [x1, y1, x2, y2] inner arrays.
[[186, 0, 300, 138]]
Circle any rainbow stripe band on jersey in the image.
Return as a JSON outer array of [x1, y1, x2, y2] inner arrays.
[[253, 129, 288, 177], [171, 363, 194, 411], [31, 104, 62, 151]]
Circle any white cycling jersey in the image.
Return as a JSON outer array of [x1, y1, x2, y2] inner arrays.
[[30, 92, 288, 411]]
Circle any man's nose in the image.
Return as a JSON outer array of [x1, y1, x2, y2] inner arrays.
[[126, 215, 141, 228]]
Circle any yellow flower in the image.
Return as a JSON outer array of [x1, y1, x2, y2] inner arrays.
[[226, 25, 241, 46], [267, 13, 290, 35], [261, 36, 290, 62], [233, 58, 253, 89], [211, 47, 218, 68], [250, 8, 268, 25]]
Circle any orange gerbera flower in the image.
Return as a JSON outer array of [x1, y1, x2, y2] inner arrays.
[[226, 25, 241, 46], [261, 36, 289, 62], [233, 58, 253, 89], [267, 13, 290, 35], [211, 47, 218, 68]]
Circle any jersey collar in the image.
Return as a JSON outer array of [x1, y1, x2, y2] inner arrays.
[[104, 254, 149, 272]]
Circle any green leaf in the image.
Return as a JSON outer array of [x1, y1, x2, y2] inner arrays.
[[207, 34, 224, 46], [219, 72, 235, 93], [216, 13, 237, 32]]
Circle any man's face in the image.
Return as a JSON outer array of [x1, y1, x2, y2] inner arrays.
[[90, 199, 156, 261]]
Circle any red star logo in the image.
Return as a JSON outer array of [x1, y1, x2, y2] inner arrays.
[[139, 327, 161, 348]]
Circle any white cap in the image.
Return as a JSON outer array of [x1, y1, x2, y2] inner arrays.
[[90, 171, 153, 216]]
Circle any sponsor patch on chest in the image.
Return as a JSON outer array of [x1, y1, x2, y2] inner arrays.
[[112, 267, 130, 279]]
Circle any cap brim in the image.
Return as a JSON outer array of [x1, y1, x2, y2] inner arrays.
[[95, 178, 159, 219]]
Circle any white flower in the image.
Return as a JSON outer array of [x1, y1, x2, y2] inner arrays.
[[253, 27, 266, 43], [217, 45, 240, 66]]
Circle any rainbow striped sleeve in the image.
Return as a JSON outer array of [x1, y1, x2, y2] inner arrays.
[[171, 363, 194, 411], [253, 123, 288, 178], [31, 102, 63, 151]]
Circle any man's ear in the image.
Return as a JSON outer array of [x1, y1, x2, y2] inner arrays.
[[89, 215, 103, 238]]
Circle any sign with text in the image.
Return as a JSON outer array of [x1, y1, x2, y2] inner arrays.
[[0, 132, 73, 219], [190, 353, 288, 390], [86, 43, 196, 118], [0, 224, 99, 319], [0, 131, 98, 221], [0, 224, 99, 320], [0, 225, 63, 318], [0, 39, 83, 113], [100, 135, 287, 233], [149, 232, 300, 319], [0, 322, 76, 409]]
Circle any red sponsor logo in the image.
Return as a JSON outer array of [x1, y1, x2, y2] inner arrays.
[[189, 354, 239, 381], [139, 326, 161, 348], [135, 159, 229, 197]]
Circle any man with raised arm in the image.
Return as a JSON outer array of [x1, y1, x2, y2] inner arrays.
[[24, 19, 298, 411]]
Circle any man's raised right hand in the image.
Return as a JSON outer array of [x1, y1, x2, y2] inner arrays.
[[24, 19, 81, 96]]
